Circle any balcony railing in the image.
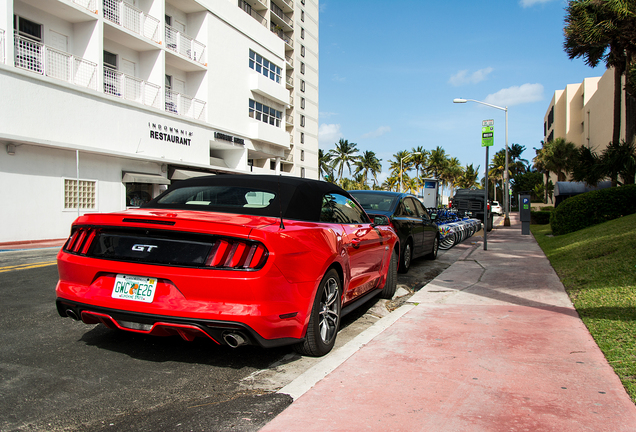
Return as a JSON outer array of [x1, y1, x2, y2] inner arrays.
[[285, 54, 293, 67], [238, 0, 267, 28], [73, 0, 98, 13], [165, 25, 206, 66], [165, 89, 206, 120], [103, 0, 161, 43], [14, 35, 98, 90], [271, 26, 293, 48], [278, 0, 294, 10], [103, 67, 161, 108], [271, 3, 293, 28], [285, 114, 293, 125], [0, 29, 5, 64], [286, 74, 293, 87]]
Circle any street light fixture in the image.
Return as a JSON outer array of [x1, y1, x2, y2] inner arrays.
[[453, 98, 510, 226], [400, 152, 422, 193]]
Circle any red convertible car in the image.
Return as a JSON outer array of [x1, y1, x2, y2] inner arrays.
[[56, 175, 399, 356]]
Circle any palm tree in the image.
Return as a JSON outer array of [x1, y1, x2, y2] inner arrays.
[[441, 157, 463, 199], [354, 150, 382, 187], [564, 0, 636, 145], [329, 139, 360, 181], [410, 146, 428, 180], [318, 149, 334, 181], [533, 141, 555, 203], [601, 139, 636, 185], [426, 146, 449, 180], [544, 138, 578, 182], [457, 164, 480, 189], [489, 151, 507, 202]]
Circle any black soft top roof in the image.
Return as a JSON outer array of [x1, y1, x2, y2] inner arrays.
[[143, 174, 352, 222]]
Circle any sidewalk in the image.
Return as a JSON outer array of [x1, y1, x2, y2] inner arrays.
[[260, 213, 636, 432], [0, 238, 66, 252]]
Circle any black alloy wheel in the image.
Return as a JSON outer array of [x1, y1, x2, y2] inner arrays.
[[426, 236, 439, 260], [294, 269, 341, 357], [399, 241, 412, 273]]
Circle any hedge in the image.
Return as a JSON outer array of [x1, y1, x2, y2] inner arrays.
[[549, 184, 636, 235], [531, 211, 552, 225]]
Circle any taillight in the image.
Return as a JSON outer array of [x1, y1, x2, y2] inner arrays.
[[63, 227, 97, 255], [205, 239, 268, 270]]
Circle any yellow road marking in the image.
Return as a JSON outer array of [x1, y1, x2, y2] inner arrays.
[[0, 261, 57, 273]]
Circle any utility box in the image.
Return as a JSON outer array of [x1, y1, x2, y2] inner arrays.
[[519, 192, 531, 235], [420, 179, 439, 208]]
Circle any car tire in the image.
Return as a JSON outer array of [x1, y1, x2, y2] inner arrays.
[[379, 249, 398, 299], [398, 241, 412, 273], [293, 269, 341, 357], [425, 236, 439, 260]]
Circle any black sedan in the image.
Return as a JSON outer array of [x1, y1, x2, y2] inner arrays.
[[349, 190, 439, 273]]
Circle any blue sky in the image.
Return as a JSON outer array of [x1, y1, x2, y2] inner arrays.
[[317, 0, 605, 184]]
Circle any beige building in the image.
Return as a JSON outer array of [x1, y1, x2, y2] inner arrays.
[[544, 67, 623, 164]]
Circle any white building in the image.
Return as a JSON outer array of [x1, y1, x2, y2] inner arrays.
[[0, 0, 319, 243]]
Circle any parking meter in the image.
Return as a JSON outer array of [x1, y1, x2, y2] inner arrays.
[[519, 192, 531, 235]]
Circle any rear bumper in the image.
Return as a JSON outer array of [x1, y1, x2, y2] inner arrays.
[[56, 298, 300, 348]]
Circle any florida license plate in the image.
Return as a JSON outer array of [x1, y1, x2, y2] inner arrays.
[[112, 274, 157, 303]]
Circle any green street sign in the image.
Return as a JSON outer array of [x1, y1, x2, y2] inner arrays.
[[481, 119, 494, 147]]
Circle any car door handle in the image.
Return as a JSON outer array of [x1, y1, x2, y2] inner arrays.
[[351, 238, 361, 249]]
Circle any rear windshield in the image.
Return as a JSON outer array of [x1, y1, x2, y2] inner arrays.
[[350, 193, 398, 212], [153, 186, 276, 209]]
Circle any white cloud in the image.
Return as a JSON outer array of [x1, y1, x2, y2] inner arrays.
[[319, 123, 344, 146], [484, 83, 544, 107], [332, 74, 346, 82], [319, 111, 338, 119], [361, 126, 391, 139], [519, 0, 554, 7], [449, 67, 493, 86]]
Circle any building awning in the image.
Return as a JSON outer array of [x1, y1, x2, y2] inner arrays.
[[122, 172, 171, 185], [171, 169, 215, 180]]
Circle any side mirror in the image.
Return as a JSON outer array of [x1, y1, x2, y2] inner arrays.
[[372, 215, 390, 226]]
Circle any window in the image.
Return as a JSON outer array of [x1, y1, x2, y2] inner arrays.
[[249, 99, 282, 127], [300, 62, 305, 74], [301, 28, 305, 39], [104, 51, 117, 69], [301, 10, 305, 21], [320, 194, 368, 224], [300, 115, 305, 127], [301, 97, 305, 109], [301, 0, 305, 4], [64, 179, 96, 210], [301, 167, 305, 178], [14, 15, 42, 41], [126, 183, 154, 207], [301, 150, 305, 161], [300, 132, 305, 144], [300, 80, 305, 92], [165, 15, 172, 26], [412, 198, 430, 220], [301, 45, 305, 57], [270, 160, 277, 170], [165, 74, 172, 89], [249, 50, 282, 84]]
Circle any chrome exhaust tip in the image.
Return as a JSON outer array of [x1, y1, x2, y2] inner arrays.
[[223, 332, 247, 348], [66, 309, 80, 321]]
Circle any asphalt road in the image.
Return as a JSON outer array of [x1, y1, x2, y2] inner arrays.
[[0, 246, 460, 432]]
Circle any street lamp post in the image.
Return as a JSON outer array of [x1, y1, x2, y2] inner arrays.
[[453, 98, 510, 226], [400, 152, 422, 193]]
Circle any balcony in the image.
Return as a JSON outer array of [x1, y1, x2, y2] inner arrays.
[[271, 3, 293, 30], [14, 35, 98, 90], [285, 74, 293, 88], [285, 54, 293, 67], [270, 26, 293, 49], [274, 0, 294, 11], [238, 0, 267, 28], [103, 67, 161, 108], [73, 0, 98, 13], [103, 0, 161, 44], [285, 114, 293, 126], [165, 25, 206, 66], [165, 89, 206, 120]]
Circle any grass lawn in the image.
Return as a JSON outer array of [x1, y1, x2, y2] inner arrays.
[[531, 214, 636, 402]]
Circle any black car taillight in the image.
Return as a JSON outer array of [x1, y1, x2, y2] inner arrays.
[[204, 239, 268, 270], [64, 227, 98, 255]]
